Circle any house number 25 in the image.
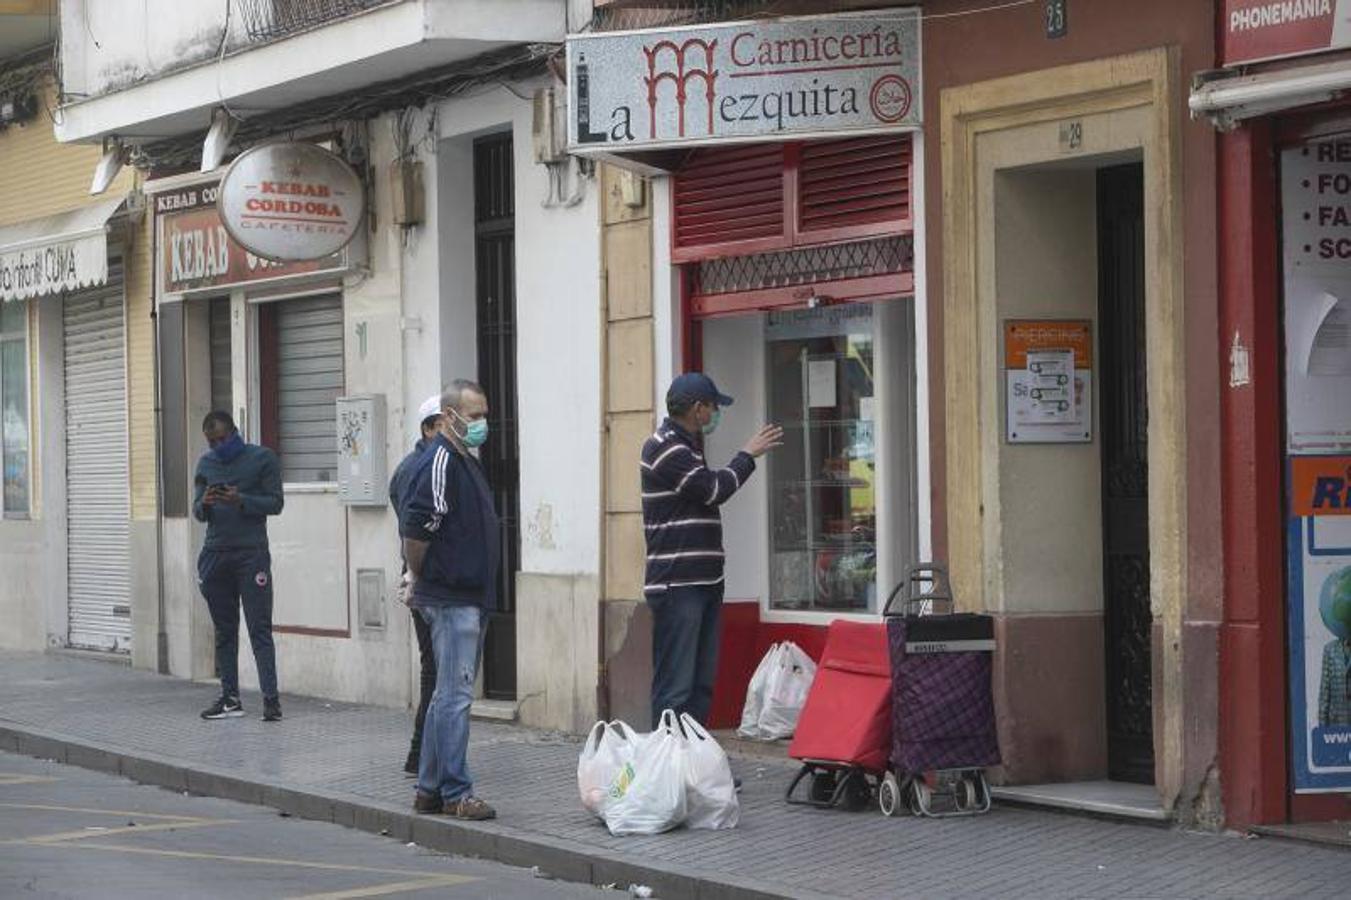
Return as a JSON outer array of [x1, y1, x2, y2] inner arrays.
[[1046, 0, 1068, 39]]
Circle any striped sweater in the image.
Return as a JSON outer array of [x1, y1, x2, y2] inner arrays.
[[640, 418, 756, 595]]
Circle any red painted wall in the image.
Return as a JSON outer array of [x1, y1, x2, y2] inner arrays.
[[1217, 122, 1288, 828], [708, 602, 830, 729]]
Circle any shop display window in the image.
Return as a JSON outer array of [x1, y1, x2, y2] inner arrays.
[[765, 304, 878, 612], [0, 300, 29, 517]]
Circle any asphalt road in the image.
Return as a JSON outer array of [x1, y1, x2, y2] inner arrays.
[[0, 750, 616, 899]]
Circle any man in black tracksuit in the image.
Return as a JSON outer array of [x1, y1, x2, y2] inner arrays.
[[193, 411, 285, 722], [389, 394, 444, 775]]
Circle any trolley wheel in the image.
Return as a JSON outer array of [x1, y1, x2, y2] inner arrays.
[[809, 771, 837, 804], [956, 775, 978, 812], [912, 778, 932, 816], [878, 772, 901, 817], [842, 775, 872, 812]]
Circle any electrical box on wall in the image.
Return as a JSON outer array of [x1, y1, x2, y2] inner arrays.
[[336, 394, 388, 506], [389, 159, 424, 226], [532, 87, 568, 163]]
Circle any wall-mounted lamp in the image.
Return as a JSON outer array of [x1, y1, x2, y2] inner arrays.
[[90, 137, 126, 195], [201, 107, 238, 172]]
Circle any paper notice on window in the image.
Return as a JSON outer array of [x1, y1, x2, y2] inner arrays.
[[808, 359, 837, 408], [860, 396, 875, 421], [1282, 140, 1351, 452]]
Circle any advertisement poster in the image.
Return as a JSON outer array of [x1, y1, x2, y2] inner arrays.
[[1281, 139, 1351, 452], [1004, 320, 1093, 444], [1286, 456, 1351, 792]]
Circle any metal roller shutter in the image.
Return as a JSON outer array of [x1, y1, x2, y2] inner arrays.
[[64, 258, 131, 653], [208, 297, 233, 416], [276, 294, 342, 483]]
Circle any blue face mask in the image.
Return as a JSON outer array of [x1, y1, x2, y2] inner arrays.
[[701, 407, 722, 436], [210, 431, 246, 463], [451, 408, 490, 448]]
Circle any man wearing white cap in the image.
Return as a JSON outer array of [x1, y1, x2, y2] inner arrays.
[[389, 393, 444, 775]]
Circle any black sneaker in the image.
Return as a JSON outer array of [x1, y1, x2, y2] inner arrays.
[[201, 696, 244, 720], [262, 699, 282, 722]]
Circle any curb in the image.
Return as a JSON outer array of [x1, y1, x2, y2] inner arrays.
[[0, 721, 827, 900]]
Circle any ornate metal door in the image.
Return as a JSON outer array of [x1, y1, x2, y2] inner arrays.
[[1098, 163, 1154, 784], [475, 133, 519, 701]]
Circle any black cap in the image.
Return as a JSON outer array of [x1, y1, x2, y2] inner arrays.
[[667, 372, 734, 407]]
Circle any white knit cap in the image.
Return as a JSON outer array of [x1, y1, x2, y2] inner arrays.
[[416, 393, 442, 422]]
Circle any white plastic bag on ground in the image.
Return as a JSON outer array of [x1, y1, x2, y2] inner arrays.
[[757, 641, 816, 740], [602, 710, 689, 836], [679, 713, 739, 830], [578, 720, 637, 819], [737, 642, 781, 739]]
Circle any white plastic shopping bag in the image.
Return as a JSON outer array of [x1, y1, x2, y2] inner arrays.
[[679, 713, 740, 830], [757, 641, 816, 740], [578, 720, 638, 819], [737, 642, 780, 739], [602, 710, 689, 836]]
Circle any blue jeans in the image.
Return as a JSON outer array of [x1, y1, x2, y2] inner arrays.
[[416, 603, 486, 802], [649, 584, 723, 729], [199, 548, 278, 701]]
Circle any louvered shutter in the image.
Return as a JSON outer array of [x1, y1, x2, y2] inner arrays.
[[673, 143, 788, 261], [672, 135, 914, 263], [797, 135, 912, 238], [275, 294, 343, 483], [65, 258, 131, 653]]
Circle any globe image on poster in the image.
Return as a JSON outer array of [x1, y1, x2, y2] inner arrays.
[[1319, 566, 1351, 640]]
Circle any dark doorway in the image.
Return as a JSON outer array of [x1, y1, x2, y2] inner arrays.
[[474, 133, 519, 701], [1097, 162, 1154, 784]]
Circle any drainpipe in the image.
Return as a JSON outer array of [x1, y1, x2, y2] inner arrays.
[[596, 229, 611, 723], [148, 194, 169, 675]]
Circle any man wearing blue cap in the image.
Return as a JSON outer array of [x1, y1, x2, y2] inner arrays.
[[641, 372, 783, 728]]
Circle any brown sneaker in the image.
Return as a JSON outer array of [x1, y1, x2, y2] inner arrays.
[[445, 795, 496, 820], [413, 790, 442, 814]]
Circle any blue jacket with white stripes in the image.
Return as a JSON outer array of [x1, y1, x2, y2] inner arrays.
[[400, 433, 501, 611], [640, 418, 756, 597]]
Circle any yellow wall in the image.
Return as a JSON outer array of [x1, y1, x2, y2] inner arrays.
[[0, 76, 151, 519]]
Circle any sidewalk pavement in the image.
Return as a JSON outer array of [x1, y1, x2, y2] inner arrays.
[[0, 651, 1346, 900]]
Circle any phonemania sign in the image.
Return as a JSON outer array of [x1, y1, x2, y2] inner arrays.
[[567, 12, 920, 154], [1223, 0, 1351, 65]]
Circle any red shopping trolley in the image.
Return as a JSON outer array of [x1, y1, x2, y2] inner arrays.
[[785, 619, 892, 810]]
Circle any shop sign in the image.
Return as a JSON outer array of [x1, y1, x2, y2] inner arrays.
[[157, 184, 342, 295], [1222, 0, 1351, 66], [1003, 320, 1093, 444], [0, 234, 106, 302], [567, 11, 920, 154], [218, 142, 365, 262]]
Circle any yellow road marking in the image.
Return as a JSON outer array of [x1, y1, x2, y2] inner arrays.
[[19, 819, 238, 845], [0, 801, 218, 823], [0, 774, 60, 785], [285, 875, 478, 899], [49, 841, 475, 880]]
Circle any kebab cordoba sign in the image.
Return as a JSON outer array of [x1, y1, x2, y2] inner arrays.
[[218, 142, 365, 262], [567, 11, 920, 154]]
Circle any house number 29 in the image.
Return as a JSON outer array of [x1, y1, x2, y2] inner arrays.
[[1046, 0, 1067, 39]]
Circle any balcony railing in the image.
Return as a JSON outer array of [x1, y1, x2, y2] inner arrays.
[[236, 0, 400, 42]]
